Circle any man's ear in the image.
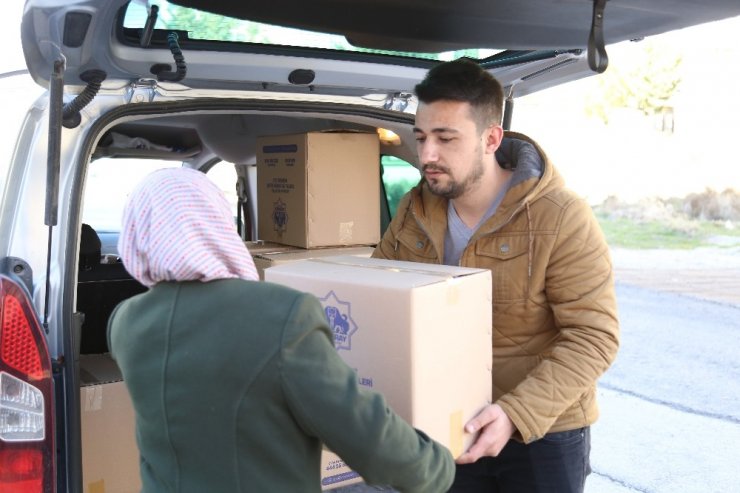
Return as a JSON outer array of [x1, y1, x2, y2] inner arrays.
[[484, 124, 504, 154]]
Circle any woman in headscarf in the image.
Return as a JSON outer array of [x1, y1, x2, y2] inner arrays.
[[108, 168, 454, 493]]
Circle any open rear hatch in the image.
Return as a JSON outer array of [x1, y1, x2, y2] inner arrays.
[[25, 0, 740, 104]]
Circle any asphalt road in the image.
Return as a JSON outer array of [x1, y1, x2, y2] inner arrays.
[[588, 282, 740, 493], [587, 246, 740, 493], [333, 247, 740, 493]]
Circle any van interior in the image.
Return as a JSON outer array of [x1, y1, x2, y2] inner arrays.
[[75, 107, 415, 357]]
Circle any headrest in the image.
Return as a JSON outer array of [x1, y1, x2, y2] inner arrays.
[[79, 224, 102, 271]]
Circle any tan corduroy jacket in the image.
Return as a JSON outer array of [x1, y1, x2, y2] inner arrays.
[[373, 132, 619, 444]]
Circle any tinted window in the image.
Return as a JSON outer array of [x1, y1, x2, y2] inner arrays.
[[381, 156, 420, 217]]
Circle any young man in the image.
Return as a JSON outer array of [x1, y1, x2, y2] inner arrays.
[[373, 58, 620, 492]]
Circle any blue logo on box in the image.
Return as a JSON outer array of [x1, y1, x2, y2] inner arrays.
[[271, 198, 288, 234], [322, 471, 361, 486], [320, 291, 357, 351]]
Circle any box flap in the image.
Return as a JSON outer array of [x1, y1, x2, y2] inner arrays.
[[267, 255, 488, 288], [79, 353, 123, 386], [255, 246, 374, 263], [244, 240, 297, 256]]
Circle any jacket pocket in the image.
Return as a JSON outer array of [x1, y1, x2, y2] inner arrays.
[[539, 427, 586, 446], [475, 235, 530, 302], [394, 226, 438, 262]]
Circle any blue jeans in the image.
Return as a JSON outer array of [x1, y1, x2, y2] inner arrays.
[[448, 427, 591, 493]]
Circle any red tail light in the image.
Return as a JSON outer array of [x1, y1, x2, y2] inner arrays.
[[0, 275, 55, 493]]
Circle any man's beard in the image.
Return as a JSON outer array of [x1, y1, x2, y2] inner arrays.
[[424, 153, 485, 200]]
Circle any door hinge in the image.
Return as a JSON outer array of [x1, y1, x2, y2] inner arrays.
[[126, 80, 158, 104], [384, 92, 413, 112]]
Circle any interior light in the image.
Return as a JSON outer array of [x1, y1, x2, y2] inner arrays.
[[376, 128, 401, 146]]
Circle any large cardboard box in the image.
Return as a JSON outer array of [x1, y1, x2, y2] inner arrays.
[[253, 245, 375, 280], [256, 131, 380, 248], [320, 448, 363, 490], [265, 256, 493, 486], [80, 354, 141, 493]]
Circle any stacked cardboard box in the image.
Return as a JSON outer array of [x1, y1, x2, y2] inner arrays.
[[80, 354, 141, 493], [244, 240, 295, 255], [252, 245, 374, 280], [256, 131, 380, 249]]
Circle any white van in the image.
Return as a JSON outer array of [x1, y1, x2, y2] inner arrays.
[[1, 1, 739, 491]]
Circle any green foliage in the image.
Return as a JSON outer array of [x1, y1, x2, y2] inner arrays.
[[586, 41, 683, 124], [594, 190, 740, 249], [328, 43, 493, 61], [150, 2, 494, 60], [160, 4, 244, 41], [381, 156, 421, 216], [385, 178, 419, 216], [328, 40, 440, 60]]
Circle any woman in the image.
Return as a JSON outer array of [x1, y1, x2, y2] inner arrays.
[[107, 167, 454, 493]]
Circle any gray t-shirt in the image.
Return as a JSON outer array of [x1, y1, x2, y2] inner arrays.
[[443, 182, 510, 266]]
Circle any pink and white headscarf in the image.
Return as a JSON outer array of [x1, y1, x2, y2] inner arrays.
[[118, 167, 258, 287]]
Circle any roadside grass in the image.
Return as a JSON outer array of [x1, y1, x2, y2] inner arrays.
[[593, 189, 740, 249], [595, 214, 740, 249]]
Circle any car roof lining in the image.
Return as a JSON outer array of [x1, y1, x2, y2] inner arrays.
[[93, 111, 419, 167], [168, 0, 740, 50]]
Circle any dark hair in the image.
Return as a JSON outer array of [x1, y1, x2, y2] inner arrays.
[[414, 58, 504, 130]]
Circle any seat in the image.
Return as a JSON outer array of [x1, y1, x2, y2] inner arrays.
[[77, 224, 147, 354]]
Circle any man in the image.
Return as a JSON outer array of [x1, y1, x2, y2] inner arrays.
[[372, 58, 619, 492]]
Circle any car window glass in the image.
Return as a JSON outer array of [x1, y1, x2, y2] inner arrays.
[[81, 158, 181, 233], [381, 156, 420, 217], [82, 159, 242, 232], [122, 0, 500, 62], [205, 161, 239, 214]]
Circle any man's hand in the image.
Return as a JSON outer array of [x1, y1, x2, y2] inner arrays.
[[456, 404, 516, 464]]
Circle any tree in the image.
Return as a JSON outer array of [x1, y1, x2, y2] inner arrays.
[[586, 41, 682, 124], [159, 4, 243, 41]]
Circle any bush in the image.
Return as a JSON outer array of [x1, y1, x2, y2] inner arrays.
[[683, 188, 740, 221], [595, 188, 740, 223], [593, 188, 740, 249]]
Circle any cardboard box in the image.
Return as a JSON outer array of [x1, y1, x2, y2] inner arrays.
[[256, 131, 380, 248], [254, 245, 374, 280], [265, 256, 493, 485], [244, 240, 295, 255], [321, 448, 363, 490], [80, 354, 141, 493]]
